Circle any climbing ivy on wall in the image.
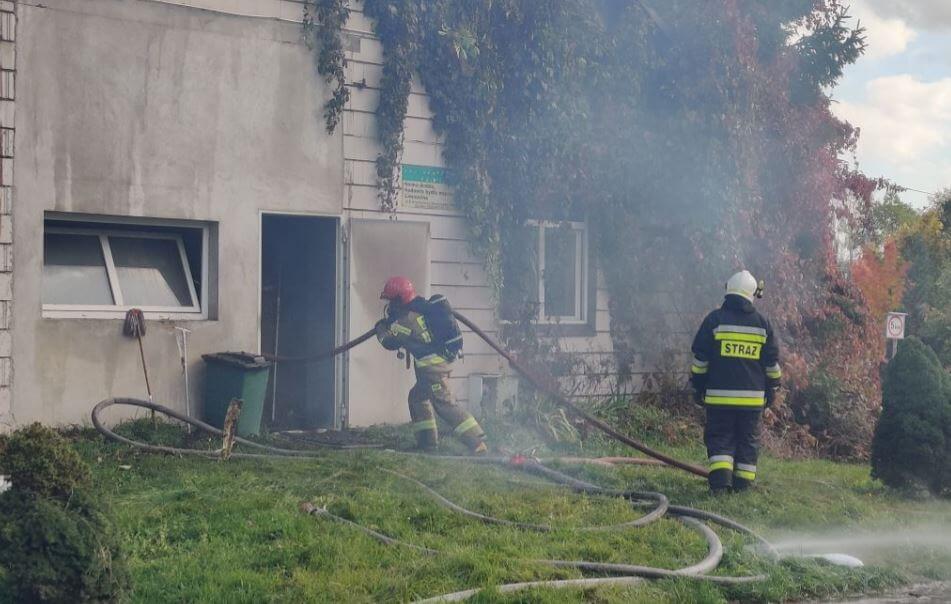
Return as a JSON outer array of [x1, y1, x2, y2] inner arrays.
[[303, 0, 351, 131], [304, 0, 885, 456]]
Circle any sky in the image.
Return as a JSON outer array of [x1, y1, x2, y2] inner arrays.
[[832, 0, 951, 208]]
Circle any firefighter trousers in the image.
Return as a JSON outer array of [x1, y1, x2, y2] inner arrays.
[[704, 407, 761, 492], [408, 366, 485, 451]]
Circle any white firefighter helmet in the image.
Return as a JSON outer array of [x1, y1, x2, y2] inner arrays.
[[725, 270, 763, 301]]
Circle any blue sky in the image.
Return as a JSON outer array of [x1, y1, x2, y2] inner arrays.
[[832, 0, 951, 208]]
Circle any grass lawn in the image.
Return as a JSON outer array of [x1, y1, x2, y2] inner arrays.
[[12, 412, 951, 603]]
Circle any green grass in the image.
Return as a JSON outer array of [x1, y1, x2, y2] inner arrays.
[[13, 416, 951, 603]]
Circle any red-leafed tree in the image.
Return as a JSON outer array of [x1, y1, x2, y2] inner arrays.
[[852, 241, 909, 324]]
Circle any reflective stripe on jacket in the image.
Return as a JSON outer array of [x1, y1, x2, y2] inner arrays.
[[377, 305, 449, 369], [690, 294, 781, 408]]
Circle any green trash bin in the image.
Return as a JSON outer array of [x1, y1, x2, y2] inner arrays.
[[201, 352, 272, 437]]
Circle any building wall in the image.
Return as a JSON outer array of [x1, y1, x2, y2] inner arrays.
[[0, 0, 14, 431], [142, 0, 306, 21], [7, 0, 625, 430], [339, 3, 618, 421], [11, 0, 342, 426]]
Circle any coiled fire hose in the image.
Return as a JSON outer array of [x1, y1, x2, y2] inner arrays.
[[91, 398, 773, 601]]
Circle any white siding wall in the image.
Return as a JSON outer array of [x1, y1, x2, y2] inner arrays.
[[341, 2, 619, 416]]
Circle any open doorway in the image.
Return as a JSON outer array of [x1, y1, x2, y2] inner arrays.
[[261, 214, 338, 430]]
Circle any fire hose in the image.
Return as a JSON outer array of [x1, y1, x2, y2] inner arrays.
[[91, 398, 773, 601], [260, 312, 708, 478], [451, 312, 709, 477], [89, 312, 780, 600]]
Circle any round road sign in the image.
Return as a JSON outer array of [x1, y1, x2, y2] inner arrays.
[[886, 313, 906, 339]]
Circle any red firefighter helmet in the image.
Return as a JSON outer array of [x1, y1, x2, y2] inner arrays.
[[380, 276, 416, 304]]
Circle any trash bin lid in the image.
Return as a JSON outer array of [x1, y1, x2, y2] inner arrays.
[[201, 351, 271, 370]]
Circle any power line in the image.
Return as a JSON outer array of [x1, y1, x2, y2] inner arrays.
[[899, 186, 938, 197]]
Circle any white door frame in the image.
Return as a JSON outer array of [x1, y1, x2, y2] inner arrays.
[[257, 210, 345, 430]]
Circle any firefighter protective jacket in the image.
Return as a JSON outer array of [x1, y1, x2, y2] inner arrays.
[[376, 299, 449, 370], [690, 294, 781, 407]]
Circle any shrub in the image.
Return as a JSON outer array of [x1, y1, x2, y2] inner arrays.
[[0, 423, 130, 602], [790, 369, 874, 459], [0, 489, 130, 603], [871, 338, 951, 496], [919, 299, 951, 368], [0, 422, 91, 500]]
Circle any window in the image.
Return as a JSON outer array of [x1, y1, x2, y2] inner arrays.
[[501, 221, 588, 324], [43, 216, 210, 319]]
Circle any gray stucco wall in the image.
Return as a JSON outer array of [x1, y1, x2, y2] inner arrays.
[[0, 0, 15, 431], [11, 0, 342, 426]]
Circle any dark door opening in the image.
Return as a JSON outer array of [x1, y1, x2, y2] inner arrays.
[[261, 214, 337, 430]]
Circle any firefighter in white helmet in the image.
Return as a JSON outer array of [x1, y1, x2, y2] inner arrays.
[[689, 270, 781, 494]]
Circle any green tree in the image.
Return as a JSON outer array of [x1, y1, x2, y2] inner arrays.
[[871, 338, 951, 496], [864, 190, 919, 248], [901, 191, 951, 366]]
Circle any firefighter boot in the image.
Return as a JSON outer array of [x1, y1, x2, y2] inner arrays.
[[732, 466, 756, 492], [708, 456, 734, 495]]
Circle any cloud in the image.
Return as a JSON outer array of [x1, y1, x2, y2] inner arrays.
[[834, 74, 951, 198], [862, 0, 951, 31], [846, 0, 917, 59]]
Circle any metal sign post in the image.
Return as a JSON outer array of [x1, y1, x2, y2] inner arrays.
[[884, 312, 906, 361]]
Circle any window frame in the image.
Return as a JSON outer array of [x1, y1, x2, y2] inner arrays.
[[42, 222, 209, 320], [515, 220, 589, 326]]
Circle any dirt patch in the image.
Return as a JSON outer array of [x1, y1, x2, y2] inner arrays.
[[274, 429, 388, 450], [816, 582, 951, 603]]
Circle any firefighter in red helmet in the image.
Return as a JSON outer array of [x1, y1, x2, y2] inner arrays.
[[376, 276, 488, 454]]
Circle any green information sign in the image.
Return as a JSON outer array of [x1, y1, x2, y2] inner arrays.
[[401, 164, 453, 210], [402, 165, 448, 184]]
